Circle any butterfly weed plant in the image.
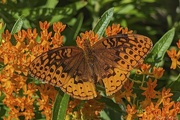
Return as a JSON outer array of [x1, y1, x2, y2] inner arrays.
[[0, 10, 180, 120]]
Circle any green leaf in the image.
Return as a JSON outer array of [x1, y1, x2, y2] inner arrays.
[[65, 13, 84, 46], [114, 4, 134, 14], [100, 110, 111, 120], [97, 96, 125, 114], [0, 20, 6, 43], [93, 7, 114, 38], [52, 91, 70, 120], [1, 1, 87, 23], [24, 1, 87, 20], [0, 104, 6, 119], [43, 0, 58, 8], [11, 16, 24, 34], [145, 28, 175, 65]]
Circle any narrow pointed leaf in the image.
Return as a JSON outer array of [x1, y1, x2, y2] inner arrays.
[[52, 91, 70, 120], [11, 16, 24, 34], [93, 7, 114, 38], [145, 28, 175, 64]]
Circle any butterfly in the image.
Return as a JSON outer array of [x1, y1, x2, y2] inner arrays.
[[29, 34, 152, 100]]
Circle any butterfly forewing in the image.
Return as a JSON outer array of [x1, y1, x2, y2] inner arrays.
[[29, 47, 80, 85]]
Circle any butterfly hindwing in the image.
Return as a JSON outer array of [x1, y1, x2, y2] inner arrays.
[[102, 68, 130, 95], [61, 78, 97, 100]]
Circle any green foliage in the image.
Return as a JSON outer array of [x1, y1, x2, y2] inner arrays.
[[1, 0, 180, 41], [146, 28, 175, 65], [10, 16, 24, 34], [52, 91, 70, 120], [93, 7, 114, 38]]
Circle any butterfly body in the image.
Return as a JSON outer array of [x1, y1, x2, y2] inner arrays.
[[81, 39, 98, 83], [29, 34, 152, 100]]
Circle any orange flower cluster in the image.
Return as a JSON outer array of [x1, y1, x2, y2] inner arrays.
[[114, 79, 136, 104], [105, 24, 133, 36], [0, 21, 65, 119], [81, 100, 105, 120], [76, 24, 133, 49], [76, 30, 99, 48], [66, 99, 81, 119], [114, 63, 180, 119], [37, 84, 58, 120], [137, 63, 165, 79], [167, 40, 180, 69], [66, 99, 104, 120], [137, 88, 180, 119]]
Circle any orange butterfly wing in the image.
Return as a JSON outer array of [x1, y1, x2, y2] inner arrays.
[[29, 46, 97, 100], [92, 34, 152, 95]]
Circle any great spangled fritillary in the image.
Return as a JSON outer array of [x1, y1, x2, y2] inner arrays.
[[29, 34, 152, 100]]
